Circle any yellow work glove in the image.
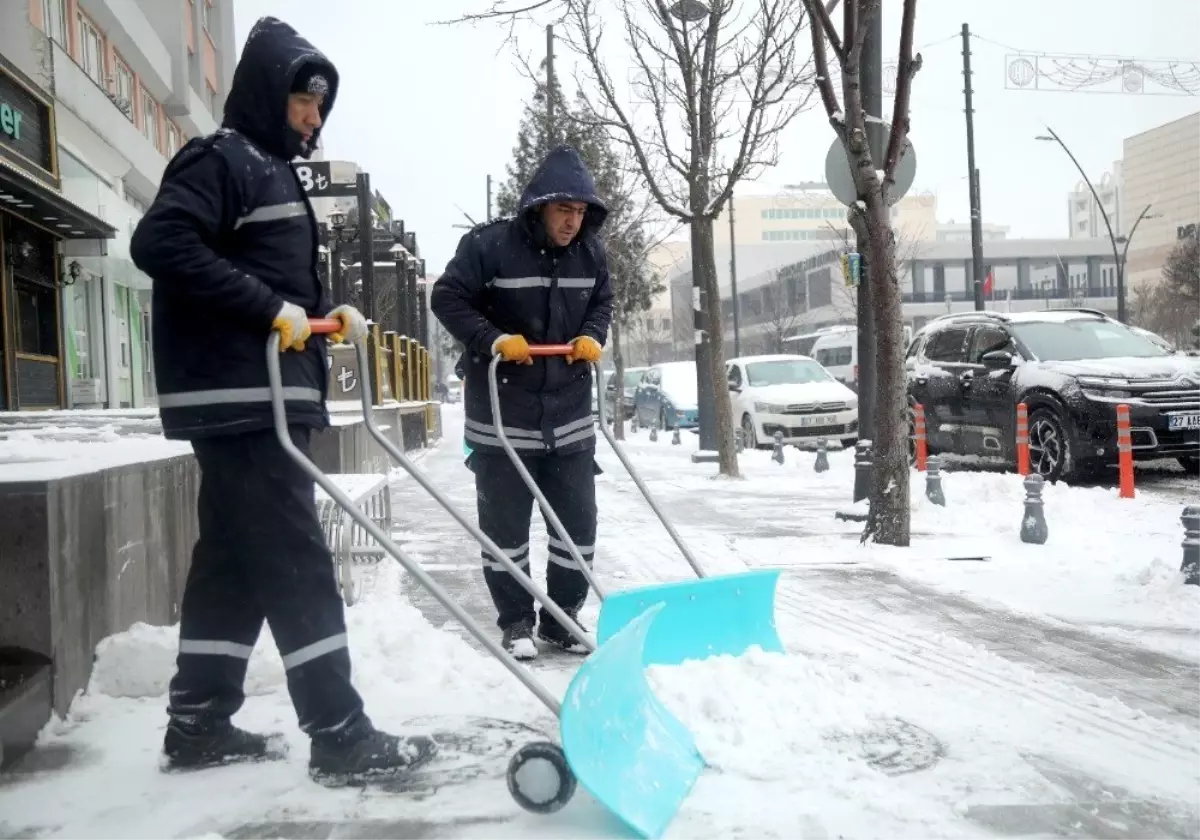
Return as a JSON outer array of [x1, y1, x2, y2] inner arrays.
[[272, 301, 310, 352], [326, 304, 368, 344], [567, 335, 603, 364], [492, 334, 533, 365]]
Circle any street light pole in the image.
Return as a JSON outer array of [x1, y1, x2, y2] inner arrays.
[[1036, 127, 1127, 323], [1118, 204, 1157, 285]]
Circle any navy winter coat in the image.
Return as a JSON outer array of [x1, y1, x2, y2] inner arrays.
[[431, 146, 613, 457], [130, 16, 338, 440]]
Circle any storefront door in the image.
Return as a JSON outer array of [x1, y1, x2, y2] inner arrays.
[[2, 213, 62, 409]]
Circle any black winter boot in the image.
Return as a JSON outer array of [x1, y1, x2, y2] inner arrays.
[[309, 719, 438, 787], [502, 618, 538, 660], [537, 613, 590, 655], [162, 719, 287, 771]]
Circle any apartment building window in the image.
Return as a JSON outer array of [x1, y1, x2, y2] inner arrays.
[[201, 0, 211, 32], [111, 54, 135, 120], [206, 83, 218, 114], [166, 122, 181, 157], [140, 88, 161, 151], [78, 13, 105, 85], [41, 0, 67, 48]]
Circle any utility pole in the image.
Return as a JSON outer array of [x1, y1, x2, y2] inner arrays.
[[546, 24, 557, 145], [856, 1, 882, 441], [486, 174, 493, 222], [729, 199, 740, 358], [962, 23, 986, 312]]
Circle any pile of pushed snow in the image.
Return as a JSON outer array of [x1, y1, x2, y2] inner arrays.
[[87, 562, 526, 710], [648, 648, 891, 781]]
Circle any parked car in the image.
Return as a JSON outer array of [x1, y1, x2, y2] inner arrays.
[[726, 354, 859, 449], [905, 308, 1200, 482], [807, 324, 913, 391], [604, 366, 648, 421], [443, 375, 462, 404], [633, 361, 699, 429]]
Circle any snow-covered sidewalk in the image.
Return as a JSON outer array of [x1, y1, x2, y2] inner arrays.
[[1, 405, 1197, 840]]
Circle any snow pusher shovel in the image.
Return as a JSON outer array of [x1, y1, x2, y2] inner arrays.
[[486, 346, 784, 667], [268, 321, 701, 838]]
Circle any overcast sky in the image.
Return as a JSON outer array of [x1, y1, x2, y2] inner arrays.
[[233, 0, 1200, 272]]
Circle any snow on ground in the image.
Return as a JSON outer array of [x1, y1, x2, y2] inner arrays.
[[1, 405, 1197, 839], [597, 425, 1199, 657], [0, 424, 190, 482]]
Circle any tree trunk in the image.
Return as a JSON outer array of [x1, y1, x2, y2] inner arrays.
[[693, 215, 739, 477], [611, 318, 626, 441], [861, 196, 910, 546]]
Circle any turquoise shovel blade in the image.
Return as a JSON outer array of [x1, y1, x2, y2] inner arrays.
[[560, 603, 705, 840], [596, 570, 784, 666]]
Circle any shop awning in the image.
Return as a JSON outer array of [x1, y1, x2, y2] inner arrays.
[[0, 159, 117, 241]]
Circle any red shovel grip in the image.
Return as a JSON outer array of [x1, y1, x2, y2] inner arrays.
[[307, 317, 344, 335], [528, 344, 575, 357]]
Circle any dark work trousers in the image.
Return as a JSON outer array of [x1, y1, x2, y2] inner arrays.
[[167, 426, 366, 739], [472, 450, 597, 632]]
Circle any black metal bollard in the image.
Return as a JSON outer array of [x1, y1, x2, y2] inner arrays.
[[671, 426, 681, 446], [1019, 473, 1049, 545], [649, 418, 659, 442], [734, 427, 745, 453], [852, 440, 873, 503], [925, 454, 946, 506], [1182, 505, 1200, 586], [772, 431, 785, 464], [814, 438, 830, 473]]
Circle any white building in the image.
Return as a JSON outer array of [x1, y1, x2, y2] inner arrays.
[[0, 0, 234, 410], [1067, 161, 1123, 240]]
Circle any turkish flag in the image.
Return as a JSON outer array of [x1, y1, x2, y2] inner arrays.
[[982, 269, 994, 298]]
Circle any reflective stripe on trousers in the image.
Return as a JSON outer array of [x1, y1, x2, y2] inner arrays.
[[482, 542, 531, 572], [178, 632, 348, 670], [465, 415, 595, 450]]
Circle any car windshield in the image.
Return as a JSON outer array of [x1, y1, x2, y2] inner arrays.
[[1011, 319, 1170, 362], [659, 364, 698, 404], [623, 369, 646, 387], [745, 359, 833, 386]]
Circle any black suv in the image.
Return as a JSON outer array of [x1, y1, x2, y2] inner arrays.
[[905, 309, 1200, 482]]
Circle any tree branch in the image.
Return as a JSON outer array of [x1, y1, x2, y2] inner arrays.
[[882, 0, 922, 186]]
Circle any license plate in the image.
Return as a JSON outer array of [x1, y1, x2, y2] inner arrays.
[[798, 414, 837, 428], [1168, 412, 1200, 430]]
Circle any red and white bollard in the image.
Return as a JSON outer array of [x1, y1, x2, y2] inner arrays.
[[1015, 402, 1030, 476], [913, 403, 928, 472]]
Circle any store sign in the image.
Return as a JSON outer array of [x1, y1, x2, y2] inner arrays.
[[293, 160, 357, 198], [0, 67, 55, 179], [326, 344, 361, 402]]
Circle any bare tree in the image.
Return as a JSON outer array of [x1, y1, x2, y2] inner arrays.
[[758, 275, 805, 353], [801, 0, 921, 546], [625, 309, 674, 365], [1132, 236, 1200, 348]]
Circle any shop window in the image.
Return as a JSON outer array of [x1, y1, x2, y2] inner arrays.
[[15, 282, 57, 357]]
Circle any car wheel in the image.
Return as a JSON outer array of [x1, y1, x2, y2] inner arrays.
[[1178, 455, 1200, 476], [1027, 406, 1074, 483], [741, 413, 760, 449]]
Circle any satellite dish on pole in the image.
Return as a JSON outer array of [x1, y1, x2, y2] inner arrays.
[[824, 134, 917, 208]]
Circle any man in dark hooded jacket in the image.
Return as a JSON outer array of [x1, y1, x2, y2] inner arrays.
[[431, 146, 612, 661], [130, 16, 435, 784]]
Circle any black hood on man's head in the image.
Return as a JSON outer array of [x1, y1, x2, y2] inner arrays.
[[223, 16, 338, 160], [518, 146, 608, 243]]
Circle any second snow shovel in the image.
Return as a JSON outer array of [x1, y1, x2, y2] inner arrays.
[[487, 345, 784, 667]]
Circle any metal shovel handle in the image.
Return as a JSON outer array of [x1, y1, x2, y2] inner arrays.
[[486, 350, 608, 599], [266, 323, 579, 718], [592, 365, 709, 579]]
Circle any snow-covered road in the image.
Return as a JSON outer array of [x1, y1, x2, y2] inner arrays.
[[1, 404, 1197, 839]]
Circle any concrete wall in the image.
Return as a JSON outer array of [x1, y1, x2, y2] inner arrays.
[[0, 403, 441, 764]]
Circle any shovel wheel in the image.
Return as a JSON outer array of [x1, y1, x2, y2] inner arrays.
[[506, 740, 577, 815]]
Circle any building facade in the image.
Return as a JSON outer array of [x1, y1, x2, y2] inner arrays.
[[1066, 161, 1123, 240], [1121, 111, 1200, 292], [715, 188, 939, 246], [0, 0, 234, 410]]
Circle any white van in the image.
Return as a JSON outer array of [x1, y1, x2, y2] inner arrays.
[[810, 325, 914, 390]]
